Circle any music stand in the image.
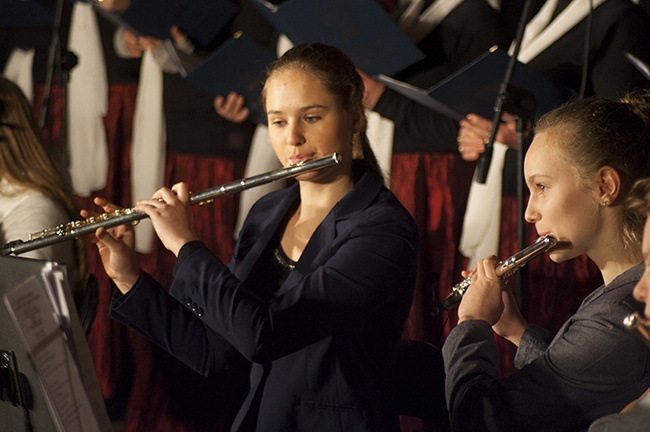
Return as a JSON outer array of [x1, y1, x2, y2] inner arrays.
[[0, 255, 111, 432]]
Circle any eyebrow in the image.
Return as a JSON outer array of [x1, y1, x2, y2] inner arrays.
[[266, 104, 329, 115], [526, 173, 551, 183]]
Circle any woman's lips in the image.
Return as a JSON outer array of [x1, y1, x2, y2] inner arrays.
[[288, 154, 315, 166]]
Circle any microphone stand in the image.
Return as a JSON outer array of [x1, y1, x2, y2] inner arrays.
[[39, 0, 65, 128], [474, 0, 533, 184], [473, 0, 534, 310], [38, 0, 76, 165]]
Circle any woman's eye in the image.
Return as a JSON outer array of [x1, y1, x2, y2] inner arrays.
[[305, 116, 320, 123], [536, 184, 547, 193], [271, 119, 286, 127]]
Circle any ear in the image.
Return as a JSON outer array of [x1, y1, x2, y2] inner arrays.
[[597, 166, 621, 206], [352, 105, 366, 133]]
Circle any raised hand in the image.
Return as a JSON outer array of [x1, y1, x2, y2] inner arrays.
[[456, 113, 519, 161], [134, 182, 199, 256], [214, 92, 250, 123], [81, 198, 140, 293]]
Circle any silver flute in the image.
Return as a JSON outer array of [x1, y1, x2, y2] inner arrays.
[[438, 235, 558, 310], [624, 312, 650, 347], [1, 153, 341, 256]]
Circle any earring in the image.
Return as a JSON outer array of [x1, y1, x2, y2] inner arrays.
[[601, 199, 608, 207]]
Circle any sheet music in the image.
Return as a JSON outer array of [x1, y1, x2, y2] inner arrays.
[[3, 275, 102, 432]]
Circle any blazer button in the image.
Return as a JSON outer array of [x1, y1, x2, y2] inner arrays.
[[191, 302, 198, 312], [196, 308, 204, 317], [185, 297, 192, 306]]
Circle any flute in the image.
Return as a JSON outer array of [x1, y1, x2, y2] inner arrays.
[[436, 235, 557, 312], [1, 153, 341, 256], [624, 312, 650, 348]]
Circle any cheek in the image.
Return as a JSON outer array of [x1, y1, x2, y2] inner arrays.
[[556, 193, 597, 231], [268, 135, 284, 160]]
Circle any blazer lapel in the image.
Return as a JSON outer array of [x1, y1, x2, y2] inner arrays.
[[279, 166, 384, 294], [233, 185, 299, 281]]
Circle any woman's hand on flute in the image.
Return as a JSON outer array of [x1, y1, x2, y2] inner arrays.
[[458, 256, 528, 343], [135, 182, 199, 257], [81, 198, 140, 294], [491, 279, 527, 347], [457, 257, 504, 325]]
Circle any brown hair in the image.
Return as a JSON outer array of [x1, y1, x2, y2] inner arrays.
[[0, 78, 75, 213], [627, 178, 650, 219], [534, 91, 650, 253], [0, 77, 87, 291], [262, 43, 382, 178]]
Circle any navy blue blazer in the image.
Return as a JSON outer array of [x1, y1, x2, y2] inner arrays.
[[111, 162, 418, 431]]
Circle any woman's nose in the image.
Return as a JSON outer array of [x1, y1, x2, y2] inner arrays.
[[524, 200, 539, 223], [286, 123, 305, 147]]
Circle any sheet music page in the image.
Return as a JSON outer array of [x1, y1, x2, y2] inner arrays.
[[3, 275, 102, 432]]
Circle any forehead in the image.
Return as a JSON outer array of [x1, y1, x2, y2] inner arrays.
[[525, 129, 587, 190], [525, 131, 565, 171], [266, 68, 325, 93], [264, 67, 338, 109]]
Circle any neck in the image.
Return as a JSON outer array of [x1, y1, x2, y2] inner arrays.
[[598, 259, 640, 286], [589, 211, 642, 285], [297, 172, 354, 217], [280, 170, 355, 262]]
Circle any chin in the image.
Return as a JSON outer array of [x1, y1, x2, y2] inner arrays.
[[548, 252, 565, 264], [294, 171, 318, 182], [548, 245, 577, 264]]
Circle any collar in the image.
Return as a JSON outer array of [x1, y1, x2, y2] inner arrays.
[[515, 0, 608, 64], [581, 262, 644, 307]]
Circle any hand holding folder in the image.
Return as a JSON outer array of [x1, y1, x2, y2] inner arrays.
[[104, 0, 238, 47], [185, 33, 277, 124]]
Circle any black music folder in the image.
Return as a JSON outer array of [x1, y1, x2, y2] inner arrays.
[[376, 46, 570, 121], [185, 33, 276, 124], [250, 0, 423, 76], [118, 0, 238, 46]]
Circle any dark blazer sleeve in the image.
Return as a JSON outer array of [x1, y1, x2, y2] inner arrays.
[[110, 272, 244, 376], [589, 4, 650, 97], [528, 0, 650, 98], [373, 88, 460, 152]]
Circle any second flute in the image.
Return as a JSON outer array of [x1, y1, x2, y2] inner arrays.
[[1, 153, 341, 256], [436, 235, 557, 312]]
